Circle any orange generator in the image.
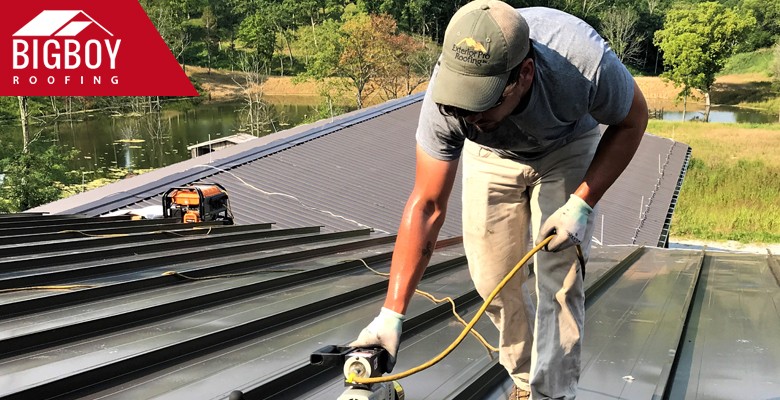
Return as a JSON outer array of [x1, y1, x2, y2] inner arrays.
[[162, 183, 234, 224]]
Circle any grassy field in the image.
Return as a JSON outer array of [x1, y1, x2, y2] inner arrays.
[[721, 48, 775, 75], [648, 120, 780, 243], [620, 48, 778, 244]]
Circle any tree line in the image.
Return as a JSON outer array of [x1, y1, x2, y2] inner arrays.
[[141, 0, 779, 71], [144, 0, 775, 116], [1, 0, 776, 122], [145, 1, 774, 68]]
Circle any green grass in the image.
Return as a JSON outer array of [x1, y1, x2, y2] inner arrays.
[[720, 47, 775, 75], [647, 120, 780, 243], [739, 97, 780, 117], [671, 157, 780, 242]]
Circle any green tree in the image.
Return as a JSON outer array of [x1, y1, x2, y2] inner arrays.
[[401, 0, 433, 36], [17, 97, 30, 154], [338, 14, 399, 108], [740, 0, 780, 50], [237, 13, 276, 71], [151, 0, 206, 19], [298, 13, 403, 109], [654, 2, 756, 121], [376, 33, 438, 99], [297, 19, 342, 80], [145, 2, 192, 69], [268, 0, 302, 76], [295, 0, 330, 42], [209, 0, 243, 51], [295, 18, 345, 112], [202, 5, 218, 73], [0, 145, 78, 212]]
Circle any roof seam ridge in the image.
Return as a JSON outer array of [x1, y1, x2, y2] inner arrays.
[[632, 140, 676, 245]]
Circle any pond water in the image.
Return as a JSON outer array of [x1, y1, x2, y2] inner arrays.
[[650, 103, 778, 124], [0, 101, 318, 172]]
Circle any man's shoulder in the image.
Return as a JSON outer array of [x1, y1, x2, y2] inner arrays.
[[519, 7, 581, 23], [520, 7, 600, 41], [521, 7, 608, 77]]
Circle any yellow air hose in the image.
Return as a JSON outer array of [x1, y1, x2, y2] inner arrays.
[[349, 235, 584, 385]]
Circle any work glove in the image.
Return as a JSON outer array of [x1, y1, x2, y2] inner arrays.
[[536, 194, 592, 252], [350, 307, 404, 372]]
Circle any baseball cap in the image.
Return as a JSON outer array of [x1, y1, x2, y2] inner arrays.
[[432, 0, 530, 112]]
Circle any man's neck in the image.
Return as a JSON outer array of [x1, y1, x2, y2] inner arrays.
[[512, 82, 533, 115]]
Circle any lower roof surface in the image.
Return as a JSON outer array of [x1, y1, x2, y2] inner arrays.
[[0, 216, 778, 399]]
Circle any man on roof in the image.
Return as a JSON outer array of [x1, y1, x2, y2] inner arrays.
[[353, 0, 648, 398]]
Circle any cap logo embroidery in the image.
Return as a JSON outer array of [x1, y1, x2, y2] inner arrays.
[[453, 37, 490, 66]]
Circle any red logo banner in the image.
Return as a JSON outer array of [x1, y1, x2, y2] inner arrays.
[[2, 1, 198, 96]]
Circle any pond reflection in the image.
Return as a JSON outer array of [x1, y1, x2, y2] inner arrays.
[[646, 101, 777, 124], [3, 102, 319, 172], [660, 107, 777, 123]]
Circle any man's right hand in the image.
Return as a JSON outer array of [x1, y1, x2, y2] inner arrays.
[[350, 307, 404, 372]]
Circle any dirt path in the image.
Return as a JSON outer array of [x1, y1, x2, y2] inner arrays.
[[188, 66, 321, 102]]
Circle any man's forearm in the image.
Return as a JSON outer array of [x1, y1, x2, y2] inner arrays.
[[383, 198, 447, 314]]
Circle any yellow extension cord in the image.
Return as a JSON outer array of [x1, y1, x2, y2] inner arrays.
[[0, 284, 96, 294], [349, 235, 584, 385], [356, 259, 498, 354], [0, 228, 216, 294]]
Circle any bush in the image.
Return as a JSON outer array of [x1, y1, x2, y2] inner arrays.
[[0, 145, 79, 212]]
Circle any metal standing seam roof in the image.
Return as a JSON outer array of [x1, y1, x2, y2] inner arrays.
[[596, 134, 691, 247], [1, 215, 778, 399], [22, 92, 780, 400], [30, 93, 688, 248]]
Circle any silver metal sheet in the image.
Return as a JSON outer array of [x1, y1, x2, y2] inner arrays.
[[668, 251, 780, 398], [578, 248, 703, 399], [6, 222, 774, 400], [0, 254, 416, 397], [74, 249, 472, 399], [0, 243, 397, 346]]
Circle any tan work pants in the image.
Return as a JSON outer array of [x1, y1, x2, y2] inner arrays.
[[461, 128, 600, 399]]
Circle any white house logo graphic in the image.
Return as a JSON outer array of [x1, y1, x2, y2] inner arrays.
[[14, 10, 113, 37], [12, 10, 121, 86]]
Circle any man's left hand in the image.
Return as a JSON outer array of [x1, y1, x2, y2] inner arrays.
[[536, 194, 592, 252]]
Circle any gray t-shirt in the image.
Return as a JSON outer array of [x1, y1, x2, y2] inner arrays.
[[416, 7, 635, 161]]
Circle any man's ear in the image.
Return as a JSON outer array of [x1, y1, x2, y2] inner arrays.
[[519, 58, 534, 83]]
